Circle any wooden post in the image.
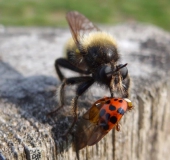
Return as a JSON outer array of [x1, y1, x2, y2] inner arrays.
[[0, 24, 170, 160]]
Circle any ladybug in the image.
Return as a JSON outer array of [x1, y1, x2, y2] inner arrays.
[[74, 97, 133, 150]]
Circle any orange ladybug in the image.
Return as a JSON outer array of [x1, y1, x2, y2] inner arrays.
[[74, 97, 133, 150]]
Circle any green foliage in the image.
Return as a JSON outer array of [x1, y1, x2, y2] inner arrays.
[[0, 0, 169, 30]]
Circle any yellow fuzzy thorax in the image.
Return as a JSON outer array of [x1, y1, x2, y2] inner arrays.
[[65, 37, 75, 49], [64, 37, 79, 56], [82, 31, 117, 48]]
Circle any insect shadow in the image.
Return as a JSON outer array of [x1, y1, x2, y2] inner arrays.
[[0, 60, 94, 155]]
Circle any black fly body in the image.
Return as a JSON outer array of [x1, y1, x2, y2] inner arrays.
[[48, 11, 130, 136]]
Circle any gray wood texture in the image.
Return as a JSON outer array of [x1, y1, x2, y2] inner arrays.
[[0, 24, 170, 160]]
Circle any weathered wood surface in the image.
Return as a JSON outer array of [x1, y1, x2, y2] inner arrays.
[[0, 24, 170, 160]]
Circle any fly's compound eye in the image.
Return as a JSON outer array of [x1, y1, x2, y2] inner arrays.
[[98, 63, 128, 83], [117, 64, 128, 80]]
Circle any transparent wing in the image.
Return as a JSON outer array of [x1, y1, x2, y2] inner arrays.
[[74, 122, 96, 150], [74, 119, 108, 150], [74, 97, 111, 150], [66, 11, 100, 44], [87, 126, 108, 146]]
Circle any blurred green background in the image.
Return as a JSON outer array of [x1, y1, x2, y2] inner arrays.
[[0, 0, 169, 30]]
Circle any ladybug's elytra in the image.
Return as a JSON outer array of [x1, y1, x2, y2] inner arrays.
[[75, 97, 133, 149], [98, 97, 132, 132]]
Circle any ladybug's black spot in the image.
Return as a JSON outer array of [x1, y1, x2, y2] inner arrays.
[[105, 100, 110, 104], [110, 116, 117, 124], [114, 99, 118, 101], [100, 121, 109, 130], [109, 105, 116, 111], [105, 113, 110, 121], [103, 124, 109, 130], [117, 108, 125, 115], [100, 109, 106, 117], [119, 99, 123, 103]]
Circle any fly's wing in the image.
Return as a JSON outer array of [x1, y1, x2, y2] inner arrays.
[[74, 102, 101, 150], [66, 11, 100, 45], [74, 97, 111, 150], [74, 120, 109, 150], [74, 119, 97, 150], [87, 126, 108, 146]]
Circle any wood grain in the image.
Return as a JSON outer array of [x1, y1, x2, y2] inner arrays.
[[0, 24, 170, 160]]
